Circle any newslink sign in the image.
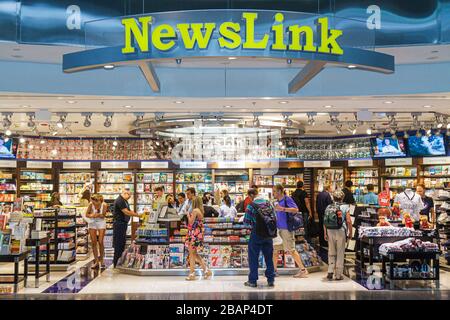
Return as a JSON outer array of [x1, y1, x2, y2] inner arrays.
[[121, 12, 344, 55]]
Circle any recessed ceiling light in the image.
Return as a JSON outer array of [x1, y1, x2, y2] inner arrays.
[[279, 101, 289, 104], [104, 65, 115, 70], [228, 57, 237, 60], [123, 105, 133, 109], [224, 105, 232, 108], [324, 105, 333, 108], [66, 100, 76, 104], [22, 105, 30, 108], [347, 65, 357, 69], [423, 105, 433, 108], [174, 101, 184, 104], [383, 101, 393, 104]]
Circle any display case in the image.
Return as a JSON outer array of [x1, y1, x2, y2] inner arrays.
[[175, 171, 213, 195], [348, 168, 380, 204], [0, 168, 17, 214], [213, 170, 249, 205], [19, 169, 54, 210], [136, 171, 174, 214], [59, 171, 95, 206]]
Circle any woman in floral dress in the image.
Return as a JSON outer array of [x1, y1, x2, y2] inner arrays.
[[185, 208, 212, 280]]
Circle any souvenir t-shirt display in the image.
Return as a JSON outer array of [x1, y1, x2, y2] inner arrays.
[[394, 189, 424, 221]]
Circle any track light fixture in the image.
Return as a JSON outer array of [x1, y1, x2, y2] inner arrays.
[[2, 113, 12, 128], [56, 112, 68, 129], [403, 131, 410, 139], [306, 112, 316, 126], [335, 123, 343, 134], [26, 112, 36, 128], [103, 113, 113, 128], [282, 112, 293, 127], [82, 112, 92, 128], [154, 112, 165, 124], [411, 113, 421, 128], [329, 113, 340, 126], [133, 112, 145, 127], [252, 113, 261, 127], [435, 114, 444, 129]]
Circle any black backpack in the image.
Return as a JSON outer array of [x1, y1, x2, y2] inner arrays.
[[249, 201, 277, 239]]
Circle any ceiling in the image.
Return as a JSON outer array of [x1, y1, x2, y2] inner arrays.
[[0, 92, 448, 138]]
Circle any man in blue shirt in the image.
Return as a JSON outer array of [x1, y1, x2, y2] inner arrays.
[[363, 184, 379, 205], [243, 188, 275, 288], [273, 184, 308, 278]]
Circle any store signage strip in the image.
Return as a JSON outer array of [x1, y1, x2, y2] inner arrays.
[[304, 160, 331, 168], [348, 159, 374, 167], [179, 161, 207, 169], [141, 161, 169, 169], [63, 162, 91, 169], [217, 161, 246, 169], [385, 158, 413, 166], [0, 160, 17, 168], [27, 161, 53, 169], [101, 162, 129, 169], [422, 157, 450, 165]]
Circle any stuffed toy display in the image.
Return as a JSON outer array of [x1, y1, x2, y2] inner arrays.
[[402, 212, 414, 229], [419, 215, 431, 230]]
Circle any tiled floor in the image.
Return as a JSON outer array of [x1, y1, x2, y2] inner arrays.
[[2, 255, 450, 299]]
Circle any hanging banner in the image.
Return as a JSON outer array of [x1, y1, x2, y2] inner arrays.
[[101, 161, 129, 169], [385, 158, 413, 166], [0, 160, 17, 168], [141, 161, 169, 169], [26, 161, 53, 169], [304, 160, 331, 168], [422, 157, 450, 165], [348, 159, 374, 167], [63, 162, 91, 169], [179, 161, 207, 169]]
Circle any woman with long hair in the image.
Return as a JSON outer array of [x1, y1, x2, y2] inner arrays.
[[219, 195, 237, 219], [85, 194, 107, 269], [185, 208, 212, 281]]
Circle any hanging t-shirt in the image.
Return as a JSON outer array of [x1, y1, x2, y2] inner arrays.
[[420, 196, 434, 220], [394, 190, 424, 221]]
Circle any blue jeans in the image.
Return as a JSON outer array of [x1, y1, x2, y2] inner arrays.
[[248, 231, 275, 284]]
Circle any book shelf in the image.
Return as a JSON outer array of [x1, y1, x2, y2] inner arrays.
[[0, 168, 17, 215], [96, 170, 135, 211], [347, 168, 380, 204], [213, 170, 249, 205], [422, 165, 450, 190], [32, 207, 77, 265], [59, 171, 95, 206], [75, 207, 89, 259], [381, 166, 418, 198], [19, 169, 54, 210], [175, 170, 213, 195], [136, 171, 174, 214]]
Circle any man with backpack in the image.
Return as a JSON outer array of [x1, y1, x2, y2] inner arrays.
[[323, 190, 353, 281], [273, 184, 308, 278], [243, 188, 277, 288]]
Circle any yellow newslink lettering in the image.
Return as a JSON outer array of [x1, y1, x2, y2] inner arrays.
[[317, 17, 344, 55], [122, 16, 152, 54], [242, 12, 269, 49], [121, 13, 344, 55], [218, 22, 241, 49], [178, 23, 216, 49], [152, 24, 176, 51]]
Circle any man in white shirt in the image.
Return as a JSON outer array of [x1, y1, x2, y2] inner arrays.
[[177, 192, 189, 216], [394, 188, 424, 221]]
